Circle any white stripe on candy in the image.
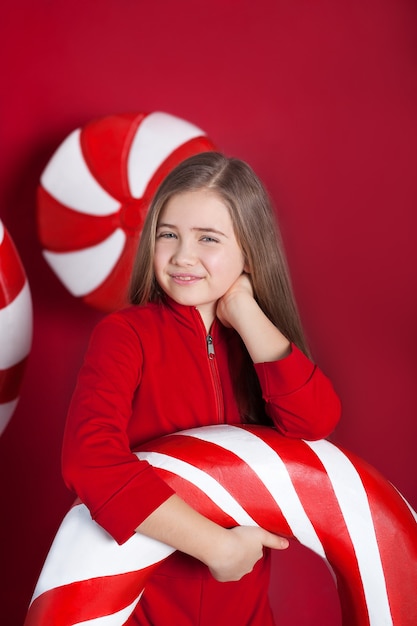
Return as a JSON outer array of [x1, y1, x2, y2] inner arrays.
[[31, 505, 173, 603], [127, 112, 206, 198], [41, 130, 121, 216], [43, 229, 126, 296]]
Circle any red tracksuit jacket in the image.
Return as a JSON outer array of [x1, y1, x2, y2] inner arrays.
[[62, 297, 341, 626]]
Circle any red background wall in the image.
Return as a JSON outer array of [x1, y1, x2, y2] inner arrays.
[[1, 1, 417, 624]]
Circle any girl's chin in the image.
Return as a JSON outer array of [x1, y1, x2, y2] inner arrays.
[[172, 296, 216, 314]]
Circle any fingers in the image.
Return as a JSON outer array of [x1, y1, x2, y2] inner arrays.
[[261, 530, 289, 550], [207, 526, 289, 582]]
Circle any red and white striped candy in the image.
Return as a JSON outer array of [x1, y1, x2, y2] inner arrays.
[[25, 425, 417, 626], [0, 220, 32, 435], [37, 112, 217, 311]]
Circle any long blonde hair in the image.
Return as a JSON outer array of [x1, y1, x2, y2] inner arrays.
[[130, 151, 309, 356]]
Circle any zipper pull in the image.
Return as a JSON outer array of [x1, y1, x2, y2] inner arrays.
[[206, 334, 215, 359]]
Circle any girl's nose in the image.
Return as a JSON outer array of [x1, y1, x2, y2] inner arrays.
[[171, 240, 196, 265]]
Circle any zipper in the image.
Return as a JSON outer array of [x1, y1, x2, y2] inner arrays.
[[206, 334, 215, 359], [190, 308, 225, 423], [205, 332, 224, 423]]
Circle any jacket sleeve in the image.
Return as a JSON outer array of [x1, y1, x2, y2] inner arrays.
[[61, 314, 175, 545], [254, 344, 341, 440]]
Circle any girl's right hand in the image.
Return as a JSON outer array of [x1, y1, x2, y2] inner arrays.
[[206, 525, 289, 582], [137, 495, 288, 583]]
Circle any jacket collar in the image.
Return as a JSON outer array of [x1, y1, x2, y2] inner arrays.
[[161, 295, 227, 342]]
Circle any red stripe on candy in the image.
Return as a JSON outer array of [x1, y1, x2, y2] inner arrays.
[[25, 566, 157, 626], [0, 228, 26, 308], [37, 186, 120, 251], [155, 467, 238, 528], [81, 113, 148, 201]]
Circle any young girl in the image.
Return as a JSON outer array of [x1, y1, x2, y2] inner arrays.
[[62, 152, 341, 625]]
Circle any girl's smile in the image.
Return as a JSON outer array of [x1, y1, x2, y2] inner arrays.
[[154, 188, 246, 329], [170, 273, 204, 283]]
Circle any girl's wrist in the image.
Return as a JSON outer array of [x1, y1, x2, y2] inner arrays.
[[218, 291, 255, 328], [197, 526, 231, 568]]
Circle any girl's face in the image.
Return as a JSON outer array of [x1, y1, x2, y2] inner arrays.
[[154, 188, 246, 330]]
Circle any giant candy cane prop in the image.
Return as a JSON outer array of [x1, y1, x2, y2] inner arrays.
[[0, 220, 32, 435], [25, 425, 417, 626]]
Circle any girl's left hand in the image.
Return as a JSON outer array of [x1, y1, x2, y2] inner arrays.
[[216, 273, 254, 328], [217, 272, 291, 362]]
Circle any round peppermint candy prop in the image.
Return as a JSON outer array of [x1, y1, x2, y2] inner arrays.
[[25, 425, 417, 626], [37, 112, 217, 311], [0, 220, 33, 435]]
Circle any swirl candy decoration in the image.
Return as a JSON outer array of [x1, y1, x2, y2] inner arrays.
[[37, 111, 217, 311], [25, 424, 417, 626], [0, 220, 33, 436]]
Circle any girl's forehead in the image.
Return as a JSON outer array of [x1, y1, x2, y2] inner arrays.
[[158, 189, 232, 225]]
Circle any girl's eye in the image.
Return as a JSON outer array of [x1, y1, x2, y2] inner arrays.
[[201, 236, 219, 243], [157, 232, 177, 239]]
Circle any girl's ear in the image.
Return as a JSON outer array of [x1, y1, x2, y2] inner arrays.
[[243, 261, 250, 273]]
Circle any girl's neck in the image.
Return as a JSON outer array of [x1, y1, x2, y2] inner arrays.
[[195, 305, 215, 334]]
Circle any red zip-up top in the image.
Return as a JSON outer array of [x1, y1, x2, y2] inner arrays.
[[62, 298, 341, 546]]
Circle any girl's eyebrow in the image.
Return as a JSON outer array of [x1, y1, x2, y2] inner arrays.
[[156, 223, 228, 237], [193, 227, 228, 237]]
